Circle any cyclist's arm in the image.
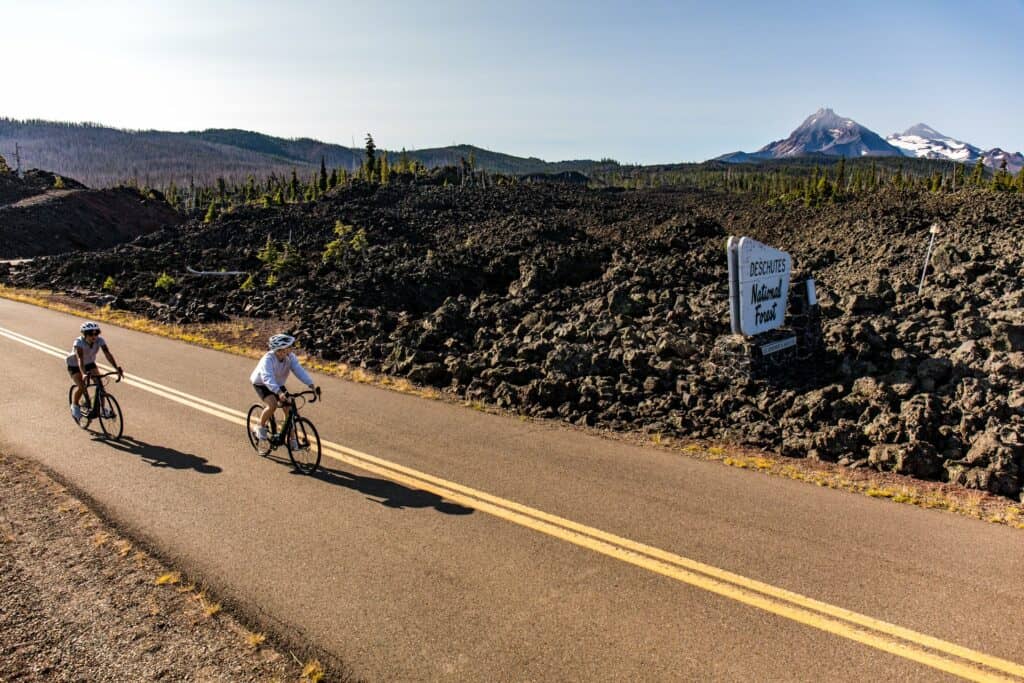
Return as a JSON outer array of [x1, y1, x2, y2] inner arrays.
[[289, 354, 315, 388], [101, 345, 122, 373]]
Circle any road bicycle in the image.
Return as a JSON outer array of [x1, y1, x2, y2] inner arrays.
[[246, 388, 322, 474], [68, 370, 124, 439]]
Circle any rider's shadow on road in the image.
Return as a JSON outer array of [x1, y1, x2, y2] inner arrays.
[[310, 464, 473, 516], [95, 435, 222, 474]]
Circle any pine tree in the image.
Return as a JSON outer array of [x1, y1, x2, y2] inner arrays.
[[328, 168, 338, 189], [204, 200, 218, 224], [993, 158, 1009, 190], [834, 158, 846, 195], [364, 133, 377, 179], [970, 159, 985, 187], [380, 152, 390, 185], [167, 180, 179, 209], [289, 169, 300, 202], [216, 177, 227, 200], [319, 156, 328, 192]]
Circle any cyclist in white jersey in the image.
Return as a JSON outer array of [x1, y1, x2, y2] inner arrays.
[[250, 334, 317, 447], [67, 322, 123, 420]]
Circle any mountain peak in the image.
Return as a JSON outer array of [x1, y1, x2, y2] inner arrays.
[[886, 124, 981, 164], [752, 108, 901, 159], [902, 123, 948, 140]]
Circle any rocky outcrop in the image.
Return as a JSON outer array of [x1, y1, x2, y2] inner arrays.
[[5, 181, 1024, 499]]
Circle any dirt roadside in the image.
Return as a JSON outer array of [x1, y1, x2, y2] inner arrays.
[[0, 450, 346, 682]]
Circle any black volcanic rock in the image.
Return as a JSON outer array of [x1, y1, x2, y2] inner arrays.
[[6, 181, 1024, 499]]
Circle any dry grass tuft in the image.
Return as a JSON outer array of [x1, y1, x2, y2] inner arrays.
[[92, 531, 110, 547], [154, 572, 181, 586], [245, 631, 267, 649], [301, 659, 326, 682], [201, 599, 222, 618], [115, 540, 133, 557]]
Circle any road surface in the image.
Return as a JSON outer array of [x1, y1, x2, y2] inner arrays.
[[1, 297, 1022, 681]]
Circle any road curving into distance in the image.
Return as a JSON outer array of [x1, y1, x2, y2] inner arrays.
[[1, 296, 1022, 682]]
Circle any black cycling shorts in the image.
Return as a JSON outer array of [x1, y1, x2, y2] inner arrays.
[[253, 384, 286, 400], [67, 362, 98, 376]]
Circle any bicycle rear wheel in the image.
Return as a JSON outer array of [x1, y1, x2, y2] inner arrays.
[[287, 417, 321, 474], [98, 394, 123, 440], [246, 404, 275, 456], [68, 385, 91, 429]]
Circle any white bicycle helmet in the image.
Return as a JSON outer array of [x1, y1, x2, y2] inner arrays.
[[268, 333, 296, 350], [80, 321, 101, 334]]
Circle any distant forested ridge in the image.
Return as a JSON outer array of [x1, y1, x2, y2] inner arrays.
[[0, 118, 608, 188]]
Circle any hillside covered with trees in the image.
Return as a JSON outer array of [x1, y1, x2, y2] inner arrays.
[[0, 118, 609, 189]]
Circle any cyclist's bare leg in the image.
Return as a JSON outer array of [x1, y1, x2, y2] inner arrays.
[[259, 395, 279, 428], [71, 370, 88, 405]]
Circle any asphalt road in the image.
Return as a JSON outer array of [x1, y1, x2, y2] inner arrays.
[[1, 297, 1022, 682]]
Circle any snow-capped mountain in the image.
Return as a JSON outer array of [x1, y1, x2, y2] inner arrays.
[[886, 124, 981, 163], [978, 148, 1024, 174], [755, 108, 903, 158], [716, 108, 902, 162]]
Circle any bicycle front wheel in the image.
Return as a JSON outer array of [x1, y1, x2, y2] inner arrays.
[[287, 417, 321, 474], [98, 394, 123, 440]]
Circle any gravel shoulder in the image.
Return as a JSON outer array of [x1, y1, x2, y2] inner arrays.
[[0, 450, 336, 682]]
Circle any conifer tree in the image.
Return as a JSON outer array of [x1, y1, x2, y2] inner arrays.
[[364, 133, 377, 178], [289, 169, 300, 202], [970, 159, 985, 187], [319, 156, 328, 192], [993, 158, 1009, 190], [328, 168, 338, 189], [380, 152, 390, 185]]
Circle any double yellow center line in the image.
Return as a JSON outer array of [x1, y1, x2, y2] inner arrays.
[[3, 322, 1022, 682]]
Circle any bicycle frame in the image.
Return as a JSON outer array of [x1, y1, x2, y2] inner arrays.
[[79, 371, 120, 418], [269, 389, 318, 445]]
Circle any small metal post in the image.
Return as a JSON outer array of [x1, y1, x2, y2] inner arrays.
[[918, 223, 941, 295]]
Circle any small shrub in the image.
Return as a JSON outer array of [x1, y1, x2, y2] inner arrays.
[[256, 236, 279, 265], [239, 273, 256, 291], [53, 175, 65, 189], [350, 227, 368, 252], [265, 272, 278, 288], [274, 244, 303, 274], [203, 201, 218, 224], [154, 272, 175, 291], [323, 221, 369, 262], [322, 238, 345, 263], [102, 276, 116, 291]]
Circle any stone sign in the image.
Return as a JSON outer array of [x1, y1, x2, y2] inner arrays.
[[727, 236, 792, 337]]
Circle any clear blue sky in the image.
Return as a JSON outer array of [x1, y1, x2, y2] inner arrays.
[[4, 0, 1022, 163]]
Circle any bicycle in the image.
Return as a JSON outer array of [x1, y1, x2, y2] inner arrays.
[[68, 370, 124, 439], [246, 387, 322, 474]]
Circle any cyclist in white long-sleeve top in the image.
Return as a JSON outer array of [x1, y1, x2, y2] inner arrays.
[[250, 334, 317, 448]]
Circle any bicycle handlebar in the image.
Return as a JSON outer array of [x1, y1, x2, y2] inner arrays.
[[285, 387, 320, 404], [91, 371, 122, 383]]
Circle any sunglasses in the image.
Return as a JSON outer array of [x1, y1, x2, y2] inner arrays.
[[84, 331, 100, 336]]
